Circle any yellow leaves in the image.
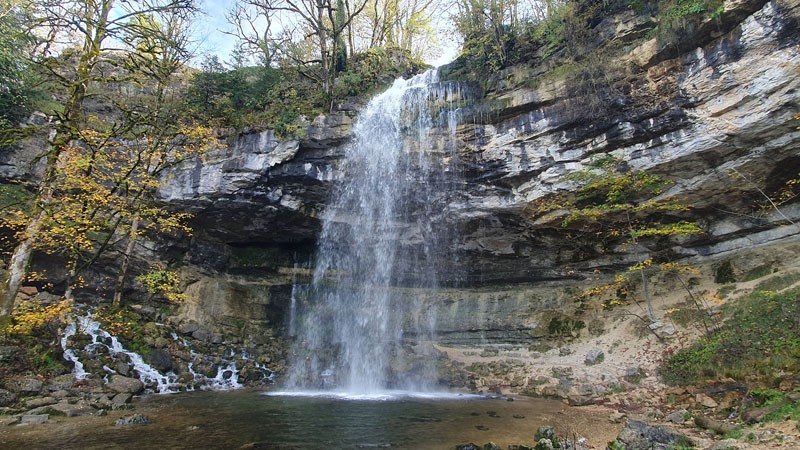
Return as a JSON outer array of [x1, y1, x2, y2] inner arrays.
[[659, 262, 701, 275], [665, 307, 681, 315], [703, 290, 725, 306], [92, 307, 137, 337], [135, 264, 185, 303], [629, 259, 653, 272], [7, 299, 73, 336], [630, 221, 703, 239]]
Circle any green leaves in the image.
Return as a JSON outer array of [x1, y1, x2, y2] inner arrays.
[[539, 156, 702, 244]]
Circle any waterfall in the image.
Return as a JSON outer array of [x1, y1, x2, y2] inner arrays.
[[287, 69, 465, 394]]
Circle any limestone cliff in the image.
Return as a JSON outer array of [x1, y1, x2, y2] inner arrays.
[[2, 0, 798, 374], [157, 0, 799, 287]]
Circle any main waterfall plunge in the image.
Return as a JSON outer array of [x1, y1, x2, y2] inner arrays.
[[285, 70, 465, 395]]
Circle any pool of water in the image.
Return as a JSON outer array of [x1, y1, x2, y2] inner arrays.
[[0, 389, 618, 449]]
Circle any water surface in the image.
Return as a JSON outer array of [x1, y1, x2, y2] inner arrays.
[[0, 389, 619, 449]]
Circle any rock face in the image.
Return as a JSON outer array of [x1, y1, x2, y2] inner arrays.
[[155, 0, 800, 282], [148, 0, 800, 349], [2, 0, 798, 387]]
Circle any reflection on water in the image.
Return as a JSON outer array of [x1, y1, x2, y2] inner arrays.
[[0, 390, 612, 449]]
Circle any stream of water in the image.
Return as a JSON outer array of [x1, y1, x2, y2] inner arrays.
[[287, 70, 466, 394]]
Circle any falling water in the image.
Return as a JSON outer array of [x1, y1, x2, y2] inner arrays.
[[286, 70, 466, 395]]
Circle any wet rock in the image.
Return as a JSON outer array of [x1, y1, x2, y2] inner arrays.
[[20, 414, 49, 425], [5, 377, 43, 395], [584, 349, 604, 366], [611, 420, 693, 450], [114, 413, 151, 426], [0, 389, 18, 407], [147, 348, 174, 373], [114, 360, 132, 376], [106, 375, 144, 394], [455, 443, 480, 450]]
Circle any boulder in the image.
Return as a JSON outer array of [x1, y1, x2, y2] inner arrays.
[[46, 374, 76, 391], [24, 396, 57, 408], [49, 401, 94, 417], [664, 409, 689, 424], [106, 375, 144, 394], [0, 417, 20, 426], [0, 388, 17, 407], [584, 349, 604, 366], [114, 413, 151, 426], [19, 414, 49, 425], [147, 348, 174, 373], [5, 377, 43, 395], [611, 420, 693, 450], [111, 392, 133, 409]]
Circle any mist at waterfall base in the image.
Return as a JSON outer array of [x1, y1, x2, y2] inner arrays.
[[279, 69, 466, 399]]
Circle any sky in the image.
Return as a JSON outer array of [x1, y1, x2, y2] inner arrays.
[[192, 0, 460, 68]]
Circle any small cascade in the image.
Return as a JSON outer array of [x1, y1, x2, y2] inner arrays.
[[61, 313, 179, 393], [60, 321, 88, 380], [60, 311, 274, 393]]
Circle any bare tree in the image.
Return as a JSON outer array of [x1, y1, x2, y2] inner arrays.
[[226, 0, 368, 94]]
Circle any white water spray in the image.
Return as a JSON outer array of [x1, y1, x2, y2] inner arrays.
[[287, 70, 467, 394]]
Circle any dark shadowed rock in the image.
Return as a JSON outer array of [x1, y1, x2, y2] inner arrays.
[[147, 348, 174, 373], [611, 420, 693, 450], [0, 388, 17, 407]]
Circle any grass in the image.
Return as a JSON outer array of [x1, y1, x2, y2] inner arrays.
[[660, 288, 800, 385], [753, 272, 800, 292]]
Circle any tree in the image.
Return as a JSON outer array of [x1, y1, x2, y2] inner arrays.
[[356, 0, 440, 60], [532, 156, 702, 322], [0, 0, 199, 326], [453, 0, 518, 70], [0, 0, 35, 131], [227, 0, 368, 96]]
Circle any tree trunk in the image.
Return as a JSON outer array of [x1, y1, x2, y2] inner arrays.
[[113, 215, 140, 307], [63, 259, 78, 301], [640, 267, 655, 322], [0, 209, 44, 324]]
